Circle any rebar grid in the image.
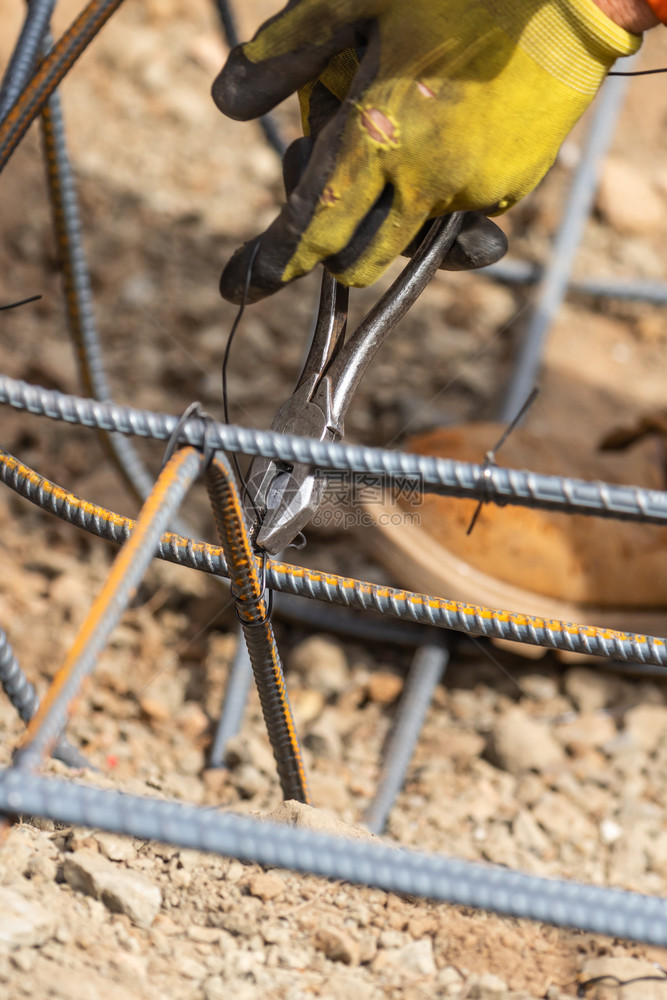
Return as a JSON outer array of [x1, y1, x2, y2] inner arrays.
[[3, 0, 667, 955]]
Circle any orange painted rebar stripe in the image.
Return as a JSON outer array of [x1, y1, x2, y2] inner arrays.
[[18, 446, 200, 758], [204, 456, 310, 800]]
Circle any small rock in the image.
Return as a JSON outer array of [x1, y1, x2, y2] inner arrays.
[[600, 819, 623, 845], [94, 832, 137, 862], [366, 671, 404, 705], [489, 707, 565, 773], [203, 977, 226, 1000], [532, 792, 597, 845], [467, 972, 509, 999], [178, 956, 208, 980], [580, 957, 665, 1000], [289, 636, 348, 697], [554, 712, 617, 754], [564, 668, 617, 713], [314, 926, 360, 965], [246, 872, 285, 902], [377, 938, 436, 977], [291, 688, 325, 726], [0, 887, 55, 949], [597, 158, 665, 236], [624, 704, 667, 753], [63, 849, 161, 927]]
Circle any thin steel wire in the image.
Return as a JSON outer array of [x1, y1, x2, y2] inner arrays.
[[4, 374, 667, 526], [4, 445, 667, 667], [363, 640, 450, 834], [2, 767, 667, 945], [13, 447, 203, 769]]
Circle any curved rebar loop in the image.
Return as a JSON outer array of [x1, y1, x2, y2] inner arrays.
[[0, 0, 55, 121], [0, 0, 127, 172], [4, 445, 667, 667], [204, 454, 310, 804], [13, 446, 204, 770], [0, 625, 89, 768]]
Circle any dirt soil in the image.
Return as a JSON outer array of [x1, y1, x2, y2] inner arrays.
[[2, 3, 667, 999]]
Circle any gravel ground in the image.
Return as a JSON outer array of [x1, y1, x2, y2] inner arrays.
[[2, 3, 667, 999]]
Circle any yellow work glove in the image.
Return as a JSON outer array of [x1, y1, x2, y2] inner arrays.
[[213, 0, 641, 303]]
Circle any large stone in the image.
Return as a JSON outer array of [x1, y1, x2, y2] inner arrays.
[[63, 849, 161, 927]]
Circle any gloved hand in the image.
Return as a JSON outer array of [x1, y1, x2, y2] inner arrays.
[[214, 0, 641, 303]]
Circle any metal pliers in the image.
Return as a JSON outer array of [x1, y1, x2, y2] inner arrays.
[[244, 213, 464, 554]]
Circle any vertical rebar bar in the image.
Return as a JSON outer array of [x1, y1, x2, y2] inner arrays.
[[500, 58, 637, 421], [363, 640, 450, 834]]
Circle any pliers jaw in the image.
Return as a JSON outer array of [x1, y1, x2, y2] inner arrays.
[[243, 375, 339, 553], [244, 213, 467, 554]]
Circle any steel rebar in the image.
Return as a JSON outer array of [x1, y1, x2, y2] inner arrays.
[[14, 446, 203, 769]]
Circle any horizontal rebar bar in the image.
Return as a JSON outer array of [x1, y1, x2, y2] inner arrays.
[[3, 373, 667, 525], [4, 445, 667, 666], [1, 767, 667, 945]]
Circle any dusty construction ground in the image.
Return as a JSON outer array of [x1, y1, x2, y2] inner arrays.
[[2, 2, 667, 998]]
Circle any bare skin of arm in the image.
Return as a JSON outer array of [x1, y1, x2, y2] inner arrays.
[[593, 0, 659, 31]]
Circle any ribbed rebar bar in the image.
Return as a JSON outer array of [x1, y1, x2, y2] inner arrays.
[[364, 640, 450, 834], [4, 445, 667, 667], [204, 454, 310, 803], [0, 0, 127, 173], [485, 259, 667, 306], [2, 768, 667, 944], [0, 0, 55, 121], [3, 374, 667, 526], [500, 58, 636, 421], [0, 624, 88, 768], [40, 73, 157, 504], [209, 630, 253, 768], [13, 447, 203, 769]]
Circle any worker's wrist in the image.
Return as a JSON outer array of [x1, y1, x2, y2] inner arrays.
[[592, 0, 660, 31]]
